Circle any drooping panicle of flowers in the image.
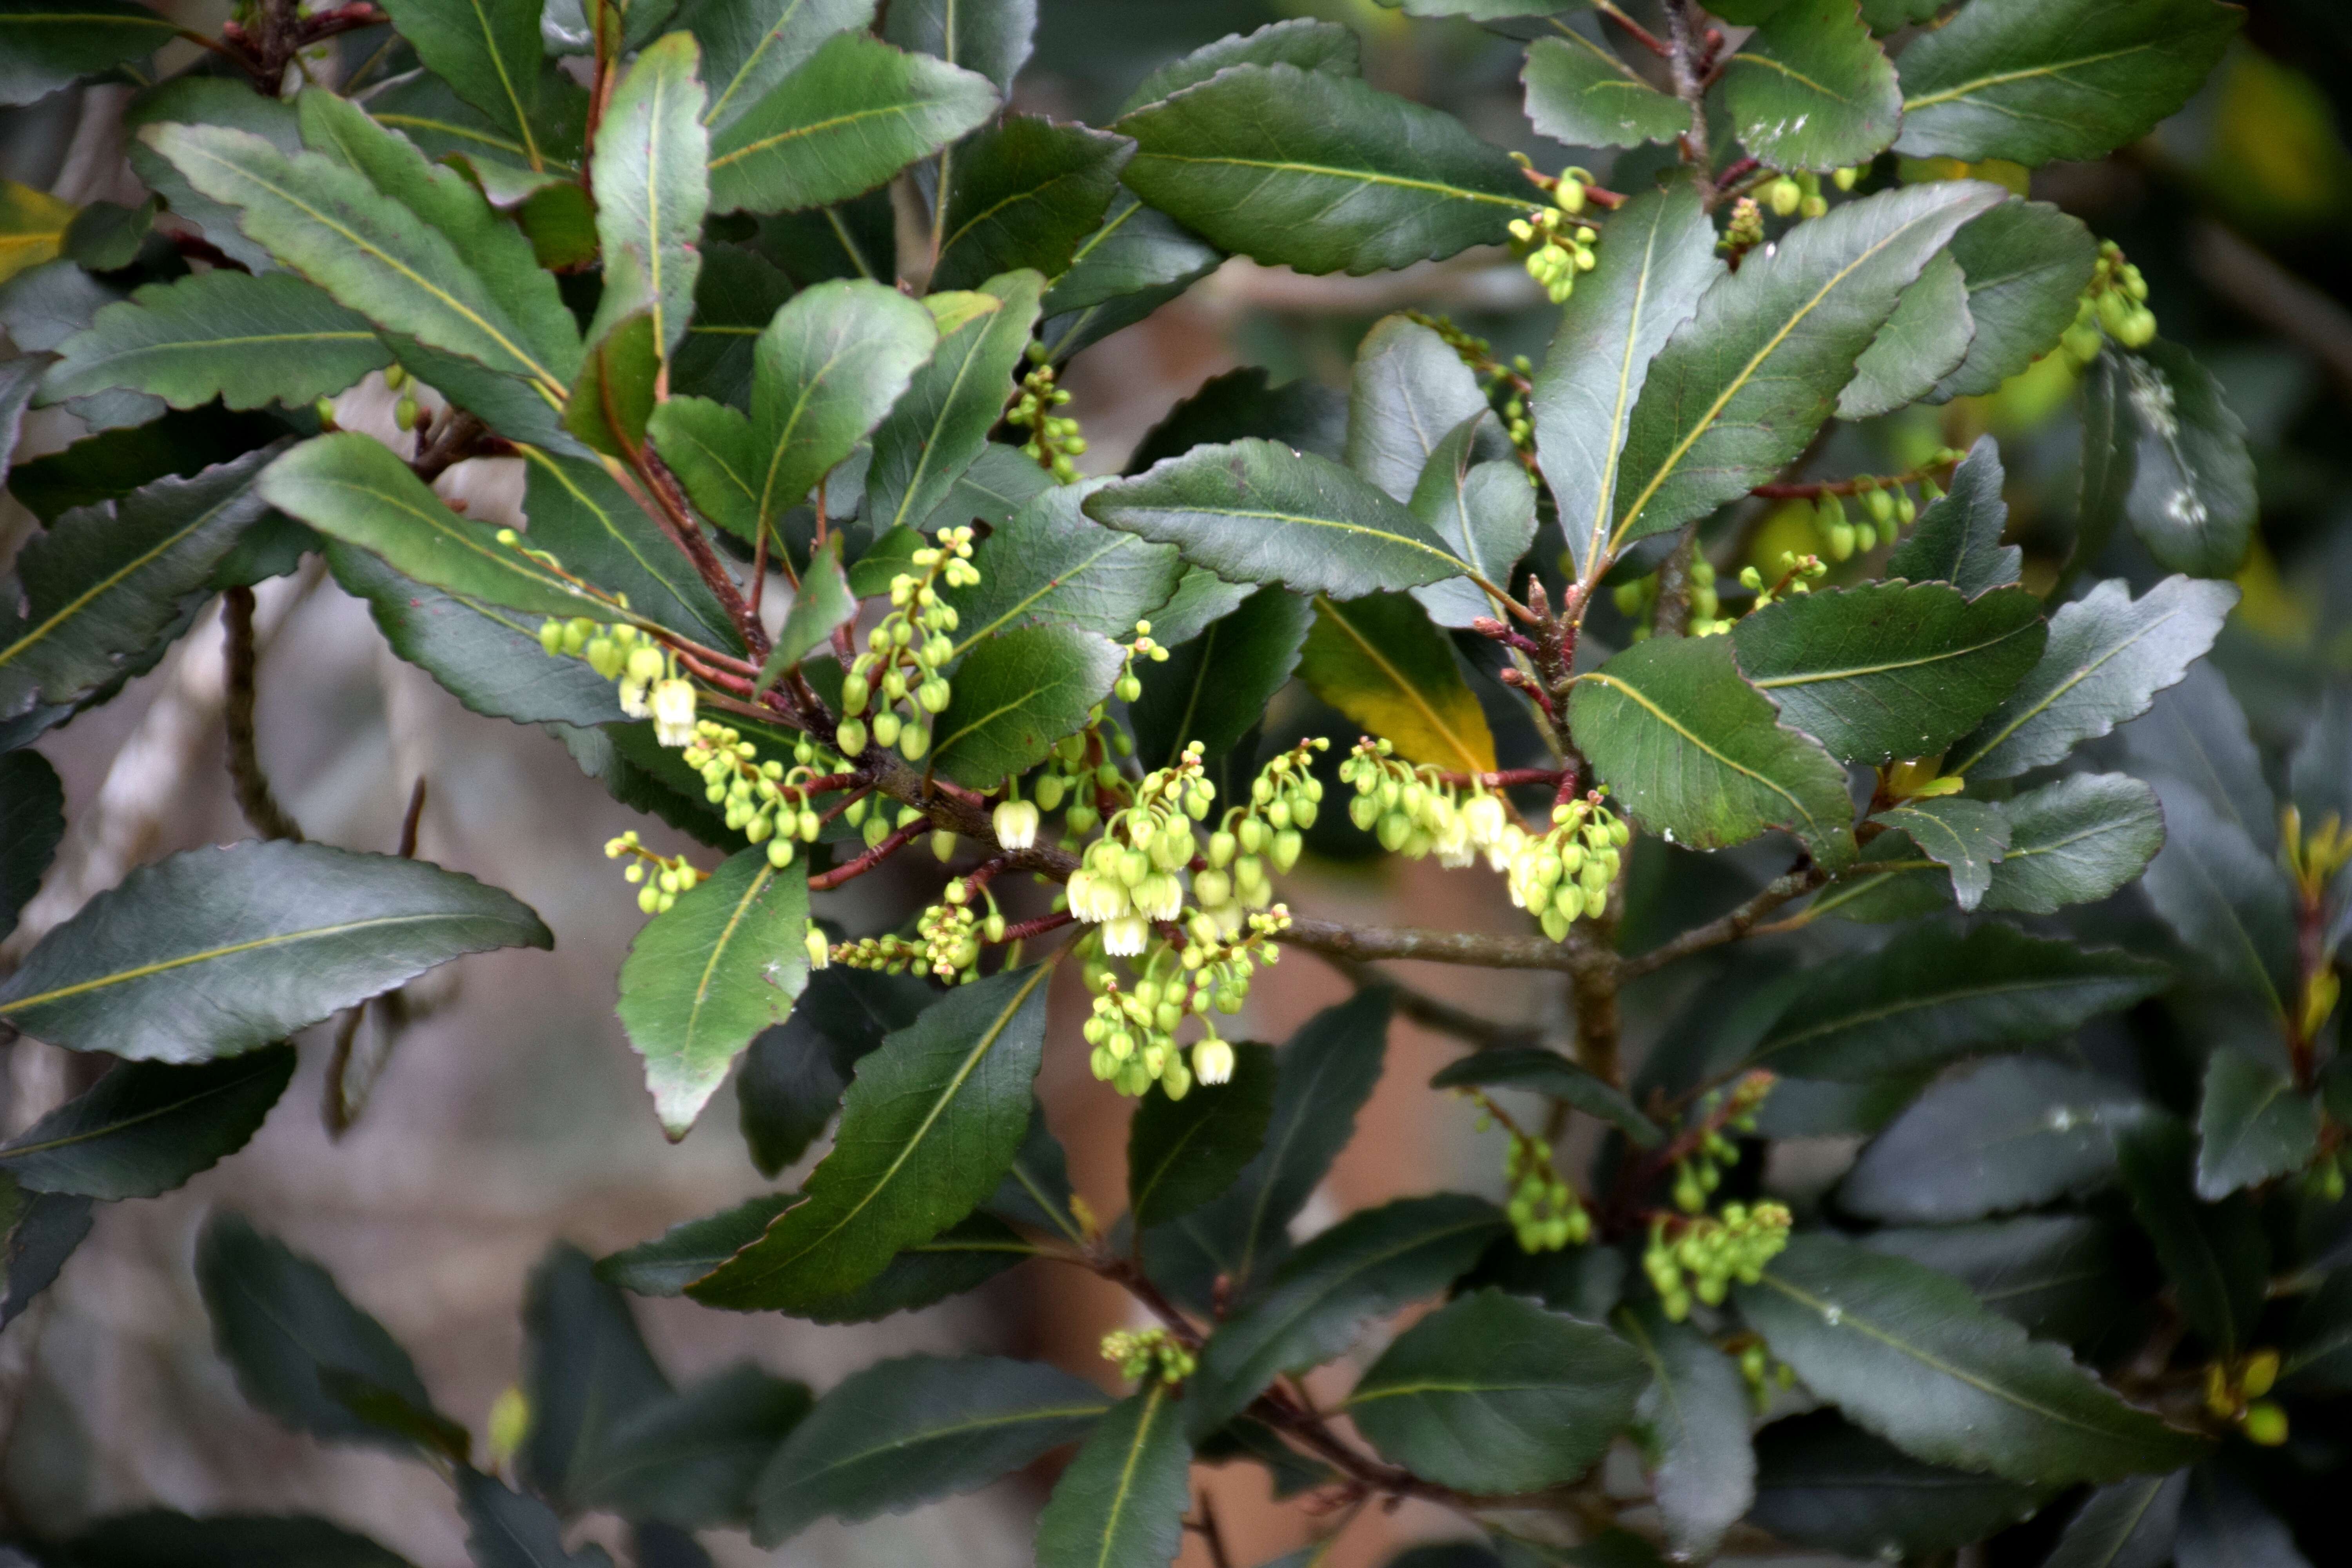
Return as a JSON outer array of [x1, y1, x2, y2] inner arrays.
[[679, 721, 837, 869], [1501, 791, 1628, 942], [836, 527, 980, 764]]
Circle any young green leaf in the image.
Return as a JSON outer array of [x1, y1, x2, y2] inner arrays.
[[1033, 1381, 1192, 1568], [0, 444, 276, 724], [1949, 575, 2239, 778], [375, 0, 550, 171], [948, 480, 1185, 653], [588, 32, 710, 359], [1895, 0, 2242, 166], [1186, 1192, 1506, 1437], [1298, 592, 1498, 774], [615, 847, 809, 1140], [1721, 0, 1903, 172], [1122, 17, 1361, 112], [1749, 1411, 2052, 1559], [1885, 434, 2021, 594], [1432, 1047, 1662, 1148], [1870, 795, 2010, 910], [1141, 990, 1392, 1310], [864, 270, 1042, 535], [521, 1242, 673, 1509], [1748, 923, 2169, 1082], [1532, 186, 1720, 575], [41, 270, 392, 411], [705, 31, 997, 215], [752, 1354, 1109, 1544], [1087, 439, 1470, 599], [1570, 632, 1857, 867], [1733, 579, 2048, 764], [682, 0, 878, 134], [1616, 1301, 1755, 1562], [1840, 1058, 2147, 1223], [1522, 31, 1688, 149], [1115, 64, 1528, 276], [1345, 314, 1492, 504], [1610, 181, 2006, 548], [0, 0, 177, 108], [261, 434, 621, 625], [2194, 1048, 2319, 1200], [1129, 1042, 1276, 1229], [1348, 1290, 1650, 1493], [198, 1212, 445, 1453], [1929, 200, 2101, 401], [1835, 252, 1974, 420], [933, 116, 1133, 293], [690, 965, 1049, 1310], [0, 1047, 295, 1200], [1738, 1234, 2207, 1484], [576, 1364, 812, 1530], [1130, 586, 1312, 771], [931, 623, 1124, 788], [0, 840, 550, 1063], [0, 749, 62, 939]]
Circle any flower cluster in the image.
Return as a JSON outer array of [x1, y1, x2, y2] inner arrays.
[[909, 893, 1005, 983], [1503, 1122, 1590, 1253], [828, 930, 927, 973], [1805, 477, 1928, 563], [837, 528, 980, 764], [1007, 345, 1087, 482], [1101, 1328, 1195, 1385], [1065, 741, 1219, 957], [1762, 169, 1828, 221], [1338, 740, 1508, 869], [2062, 240, 2156, 364], [603, 830, 704, 915], [679, 721, 833, 869], [1510, 171, 1600, 304], [1642, 1201, 1793, 1321], [1735, 550, 1828, 611], [1671, 1072, 1772, 1213], [1501, 793, 1627, 942], [537, 614, 698, 746], [1079, 907, 1289, 1099]]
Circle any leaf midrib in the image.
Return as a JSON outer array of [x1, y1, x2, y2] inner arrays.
[[0, 911, 494, 1013]]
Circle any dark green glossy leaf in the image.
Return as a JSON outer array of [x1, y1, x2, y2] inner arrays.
[[0, 0, 174, 107], [1115, 64, 1527, 277], [1836, 252, 1973, 420], [705, 31, 997, 216], [2194, 1048, 2319, 1200], [1982, 772, 2165, 915], [1410, 426, 1536, 631], [752, 1354, 1109, 1544], [2141, 777, 2296, 1014], [1122, 18, 1359, 112], [2117, 1117, 2265, 1354], [1, 749, 62, 936], [1127, 366, 1347, 475], [1895, 0, 2241, 166], [1929, 200, 2100, 401], [681, 0, 877, 134], [1569, 632, 1857, 866], [1748, 1410, 2051, 1558], [2117, 661, 2272, 846], [616, 847, 809, 1138], [0, 445, 276, 724], [1299, 591, 1497, 773], [521, 1243, 672, 1510], [0, 1174, 91, 1330], [1610, 181, 2004, 547], [42, 270, 391, 412], [1431, 1047, 1661, 1147], [1739, 1233, 2206, 1483], [457, 1468, 615, 1568], [865, 270, 1042, 535], [1349, 1289, 1648, 1493], [1034, 1381, 1191, 1568], [0, 1047, 294, 1200], [794, 1210, 1033, 1323], [1749, 923, 2168, 1082], [1840, 1058, 2146, 1223], [1523, 31, 1686, 150], [1187, 1192, 1506, 1437], [1866, 1214, 2128, 1348], [949, 480, 1184, 652], [1532, 186, 1719, 575], [1037, 192, 1219, 328], [735, 965, 931, 1175], [2047, 1471, 2189, 1568], [1614, 1301, 1751, 1561], [587, 32, 710, 359], [2281, 1267, 2352, 1393], [1733, 579, 2048, 764], [670, 243, 793, 405], [1131, 585, 1310, 770], [882, 0, 1034, 93], [1722, 0, 1902, 172], [933, 116, 1132, 293], [1870, 795, 2010, 910], [2110, 340, 2258, 578], [931, 622, 1123, 788], [375, 0, 548, 170], [1129, 1043, 1276, 1229], [577, 1364, 811, 1529], [0, 840, 550, 1063], [1345, 314, 1491, 505], [54, 1511, 417, 1567], [517, 446, 737, 644], [692, 965, 1049, 1310], [198, 1213, 444, 1453], [599, 1194, 795, 1297], [1140, 990, 1391, 1310]]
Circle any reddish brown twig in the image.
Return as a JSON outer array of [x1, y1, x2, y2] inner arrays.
[[809, 822, 923, 891]]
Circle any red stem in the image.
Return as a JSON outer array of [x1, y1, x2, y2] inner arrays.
[[810, 822, 922, 890]]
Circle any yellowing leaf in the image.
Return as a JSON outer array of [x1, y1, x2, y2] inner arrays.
[[1298, 592, 1494, 774], [0, 181, 75, 284]]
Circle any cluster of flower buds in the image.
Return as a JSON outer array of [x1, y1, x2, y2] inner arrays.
[[383, 361, 423, 432], [1762, 170, 1828, 221], [2062, 240, 2156, 364], [828, 930, 927, 974], [1080, 907, 1288, 1099], [842, 796, 925, 851], [909, 893, 1003, 983], [1338, 740, 1510, 870], [1510, 171, 1600, 304], [1721, 196, 1765, 260], [1030, 720, 1128, 845], [2204, 1349, 2288, 1446], [1101, 1327, 1196, 1385], [1501, 793, 1628, 942], [1008, 344, 1087, 482], [1503, 1124, 1590, 1253], [1736, 1340, 1796, 1414], [537, 614, 699, 746], [1201, 739, 1327, 913], [1736, 551, 1828, 612], [838, 528, 980, 763], [604, 830, 704, 915], [679, 721, 830, 868], [1642, 1201, 1793, 1321], [1805, 470, 1944, 563]]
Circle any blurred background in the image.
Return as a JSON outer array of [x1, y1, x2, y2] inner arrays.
[[3, 1, 2350, 1563]]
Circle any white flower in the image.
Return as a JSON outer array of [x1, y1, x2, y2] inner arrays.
[[617, 679, 651, 719], [1067, 869, 1130, 924], [805, 928, 831, 970], [992, 799, 1039, 850], [1135, 871, 1184, 922], [649, 678, 698, 747], [1192, 1037, 1235, 1085], [1103, 915, 1149, 956], [1463, 791, 1507, 848]]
